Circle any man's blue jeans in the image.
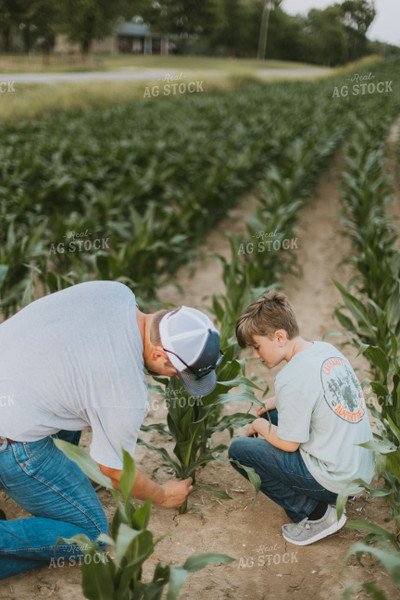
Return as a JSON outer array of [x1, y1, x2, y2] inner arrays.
[[228, 410, 337, 522], [0, 431, 109, 580]]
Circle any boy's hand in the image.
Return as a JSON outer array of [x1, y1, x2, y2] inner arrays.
[[246, 421, 259, 438], [256, 396, 276, 417]]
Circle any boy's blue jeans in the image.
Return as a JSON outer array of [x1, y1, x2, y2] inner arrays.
[[228, 410, 337, 522], [0, 430, 109, 580]]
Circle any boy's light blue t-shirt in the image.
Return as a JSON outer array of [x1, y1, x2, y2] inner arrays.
[[274, 341, 375, 494], [0, 281, 148, 469]]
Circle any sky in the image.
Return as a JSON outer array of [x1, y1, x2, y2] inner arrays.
[[282, 0, 400, 46]]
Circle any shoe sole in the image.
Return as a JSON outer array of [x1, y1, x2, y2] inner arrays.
[[282, 513, 347, 546]]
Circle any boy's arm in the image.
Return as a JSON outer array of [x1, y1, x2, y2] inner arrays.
[[246, 419, 300, 452], [99, 463, 192, 508], [256, 395, 276, 417]]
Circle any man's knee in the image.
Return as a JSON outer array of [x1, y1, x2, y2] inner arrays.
[[82, 505, 109, 544], [94, 512, 109, 539]]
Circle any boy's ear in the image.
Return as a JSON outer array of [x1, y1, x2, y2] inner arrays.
[[275, 329, 287, 345]]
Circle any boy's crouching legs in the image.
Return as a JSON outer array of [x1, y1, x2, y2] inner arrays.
[[228, 436, 332, 524]]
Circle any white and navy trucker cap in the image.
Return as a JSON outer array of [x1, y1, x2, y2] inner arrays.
[[159, 307, 221, 398]]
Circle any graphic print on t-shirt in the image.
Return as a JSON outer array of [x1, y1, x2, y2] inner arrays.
[[320, 356, 365, 423]]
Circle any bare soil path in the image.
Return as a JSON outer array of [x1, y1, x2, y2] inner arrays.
[[1, 153, 398, 600]]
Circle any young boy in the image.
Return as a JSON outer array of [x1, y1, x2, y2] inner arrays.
[[228, 290, 375, 546]]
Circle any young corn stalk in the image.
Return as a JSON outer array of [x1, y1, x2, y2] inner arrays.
[[334, 117, 400, 600], [139, 130, 338, 514], [0, 220, 48, 318], [54, 439, 234, 599], [139, 138, 327, 514], [3, 61, 400, 315], [140, 337, 265, 515], [334, 119, 400, 373]]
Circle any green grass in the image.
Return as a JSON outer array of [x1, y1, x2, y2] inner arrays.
[[333, 54, 383, 75], [0, 65, 331, 123], [0, 52, 336, 122], [1, 80, 150, 121], [1, 53, 383, 123], [0, 75, 261, 122]]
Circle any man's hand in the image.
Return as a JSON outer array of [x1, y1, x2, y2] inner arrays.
[[99, 464, 193, 508], [256, 395, 276, 417], [156, 478, 193, 508]]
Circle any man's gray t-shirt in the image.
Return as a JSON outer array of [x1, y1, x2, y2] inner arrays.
[[274, 341, 375, 494], [0, 281, 148, 469]]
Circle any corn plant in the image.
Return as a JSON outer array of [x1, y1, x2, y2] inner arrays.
[[333, 113, 400, 599], [2, 60, 400, 315], [92, 203, 191, 303], [140, 84, 370, 514], [334, 117, 400, 375], [207, 235, 272, 351], [54, 439, 234, 600], [139, 132, 332, 513], [354, 336, 400, 525], [343, 521, 400, 600], [0, 220, 48, 318], [339, 120, 398, 301], [140, 343, 264, 514]]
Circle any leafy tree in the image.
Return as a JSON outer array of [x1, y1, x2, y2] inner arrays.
[[341, 0, 376, 35], [0, 0, 19, 51], [20, 0, 58, 53], [210, 0, 250, 57], [58, 0, 144, 59], [340, 0, 376, 60], [0, 0, 58, 53], [146, 0, 217, 54], [264, 8, 307, 62], [306, 5, 349, 66]]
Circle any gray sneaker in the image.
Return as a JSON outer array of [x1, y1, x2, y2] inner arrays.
[[282, 505, 347, 546]]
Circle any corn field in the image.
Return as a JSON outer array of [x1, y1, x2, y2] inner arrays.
[[1, 57, 400, 599], [334, 114, 400, 600], [1, 60, 400, 317]]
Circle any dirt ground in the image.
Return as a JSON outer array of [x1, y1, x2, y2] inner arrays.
[[1, 143, 399, 599]]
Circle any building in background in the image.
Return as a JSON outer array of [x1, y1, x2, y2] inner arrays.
[[54, 21, 170, 55]]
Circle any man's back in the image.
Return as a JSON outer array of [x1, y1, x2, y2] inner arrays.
[[0, 281, 148, 468]]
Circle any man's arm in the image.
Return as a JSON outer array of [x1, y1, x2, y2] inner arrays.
[[99, 464, 193, 508], [246, 418, 300, 452]]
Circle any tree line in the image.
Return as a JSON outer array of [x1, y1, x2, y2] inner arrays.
[[0, 0, 398, 66]]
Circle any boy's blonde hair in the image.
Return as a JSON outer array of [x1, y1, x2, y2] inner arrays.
[[236, 290, 299, 348]]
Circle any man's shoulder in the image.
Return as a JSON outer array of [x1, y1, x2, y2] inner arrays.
[[48, 280, 135, 308], [70, 280, 134, 297], [0, 281, 136, 334]]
